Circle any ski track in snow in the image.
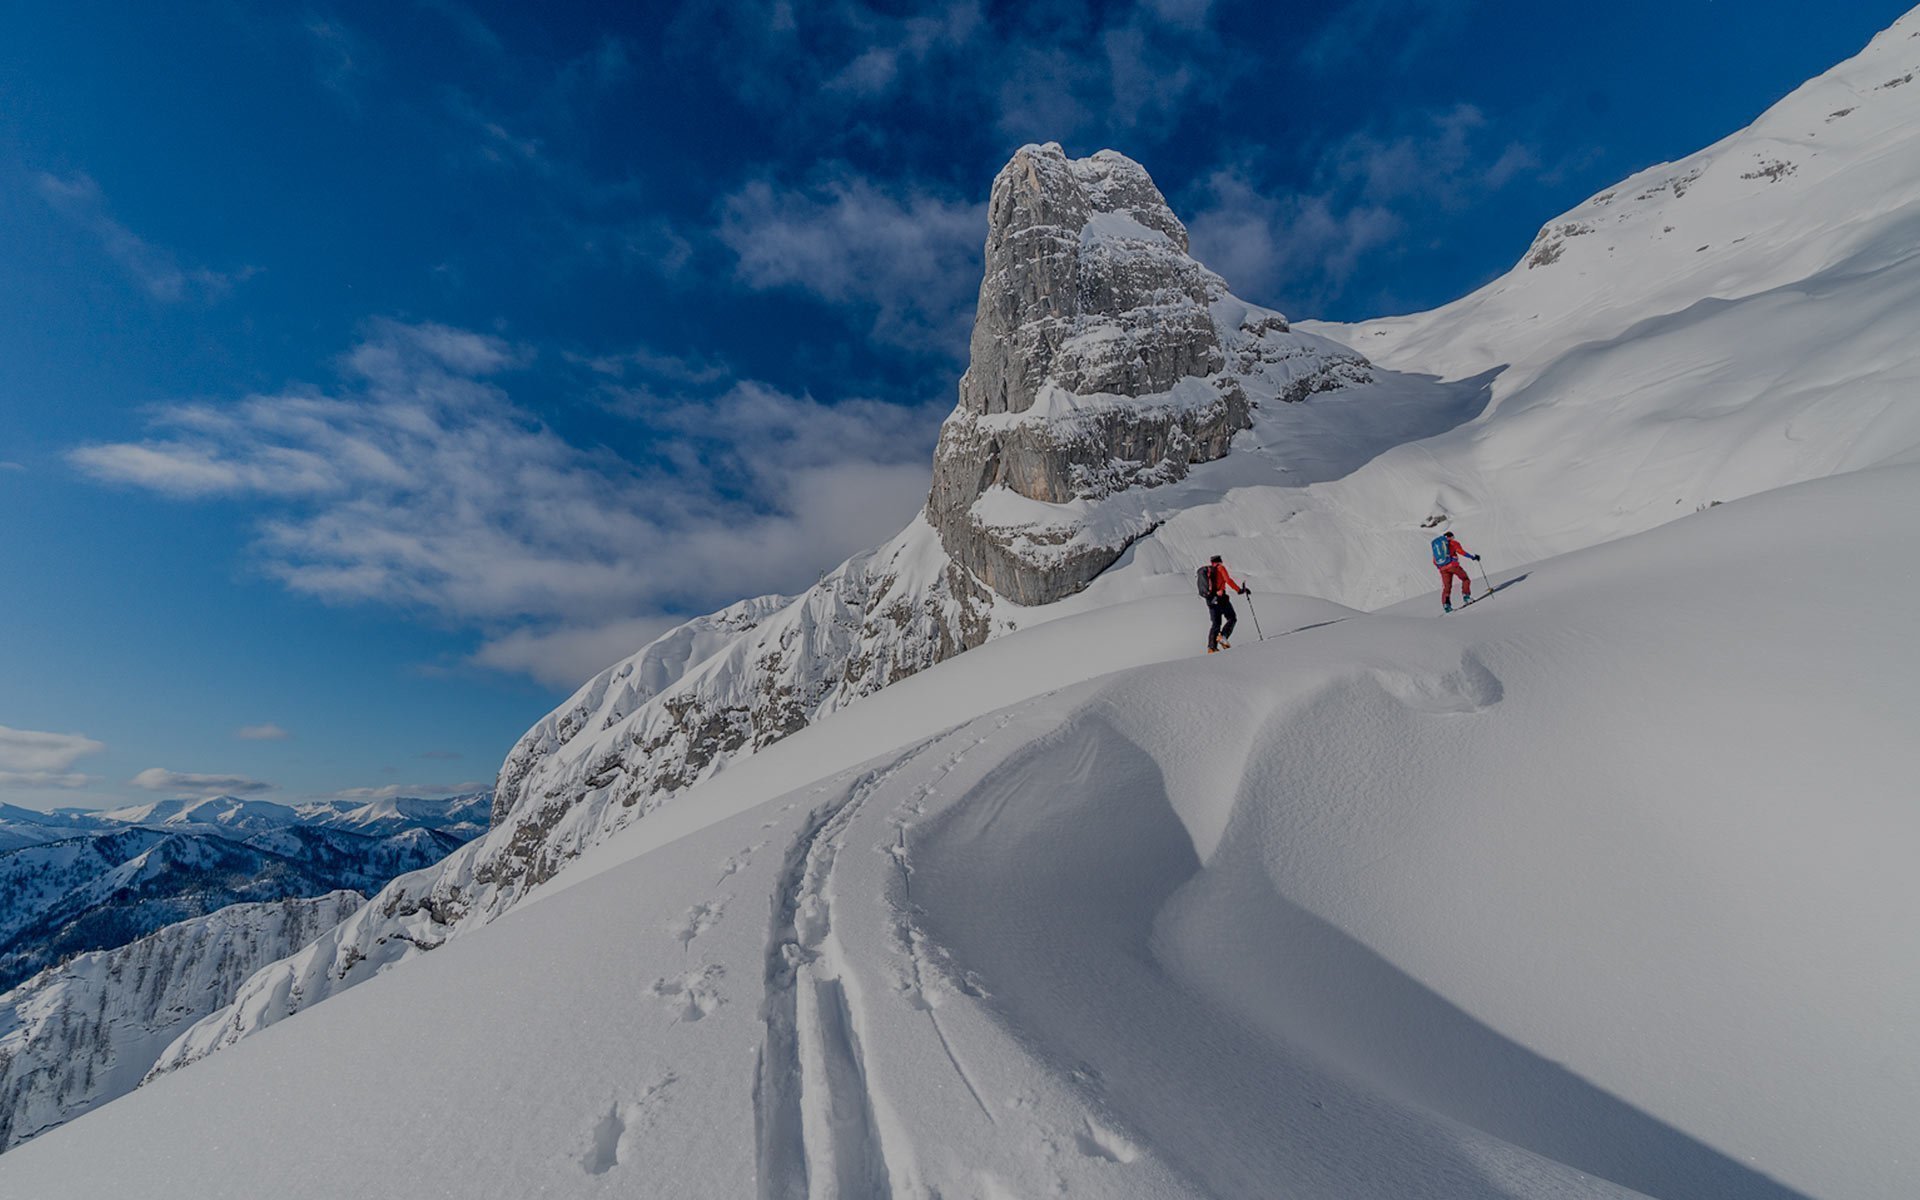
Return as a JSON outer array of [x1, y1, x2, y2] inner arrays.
[[754, 752, 917, 1200], [882, 718, 1018, 1130], [753, 713, 1024, 1199]]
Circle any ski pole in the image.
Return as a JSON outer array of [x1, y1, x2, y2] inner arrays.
[[1245, 592, 1265, 641], [1477, 560, 1492, 595]]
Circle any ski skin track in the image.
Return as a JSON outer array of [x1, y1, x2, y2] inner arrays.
[[754, 751, 923, 1200], [754, 715, 1024, 1198]]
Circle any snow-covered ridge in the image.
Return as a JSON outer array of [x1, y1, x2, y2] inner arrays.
[[9, 462, 1919, 1199], [0, 891, 361, 1151], [4, 792, 491, 845], [1317, 5, 1920, 389]]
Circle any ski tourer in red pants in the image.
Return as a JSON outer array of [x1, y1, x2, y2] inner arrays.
[[1431, 531, 1480, 612]]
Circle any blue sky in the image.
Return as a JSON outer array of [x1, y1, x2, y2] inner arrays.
[[0, 0, 1908, 810]]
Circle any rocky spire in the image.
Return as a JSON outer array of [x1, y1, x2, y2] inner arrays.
[[927, 143, 1369, 606]]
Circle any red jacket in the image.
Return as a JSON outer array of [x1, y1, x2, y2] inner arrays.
[[1207, 562, 1244, 596]]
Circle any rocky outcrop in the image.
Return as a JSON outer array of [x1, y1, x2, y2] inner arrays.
[[928, 144, 1370, 604], [0, 891, 360, 1151]]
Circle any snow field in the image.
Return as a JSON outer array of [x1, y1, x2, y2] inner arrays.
[[8, 464, 1916, 1198]]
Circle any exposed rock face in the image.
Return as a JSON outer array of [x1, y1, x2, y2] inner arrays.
[[928, 144, 1370, 604], [957, 147, 1222, 417], [152, 143, 1370, 1077], [0, 891, 360, 1152]]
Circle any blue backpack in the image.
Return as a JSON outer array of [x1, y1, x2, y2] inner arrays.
[[1431, 534, 1455, 567]]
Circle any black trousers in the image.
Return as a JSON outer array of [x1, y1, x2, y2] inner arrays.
[[1207, 595, 1237, 649]]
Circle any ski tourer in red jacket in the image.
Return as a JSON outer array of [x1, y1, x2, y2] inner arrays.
[[1202, 556, 1248, 651], [1431, 531, 1480, 611]]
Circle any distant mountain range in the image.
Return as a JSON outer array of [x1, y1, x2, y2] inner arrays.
[[0, 794, 487, 991], [0, 891, 363, 1150]]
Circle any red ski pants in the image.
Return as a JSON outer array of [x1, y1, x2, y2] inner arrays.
[[1438, 561, 1472, 602]]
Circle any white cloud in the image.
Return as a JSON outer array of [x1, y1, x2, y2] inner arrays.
[[0, 725, 105, 773], [0, 726, 105, 790], [71, 321, 946, 688], [35, 172, 251, 303], [131, 767, 274, 797], [0, 770, 96, 790], [236, 723, 292, 741], [470, 615, 683, 688], [718, 174, 984, 354]]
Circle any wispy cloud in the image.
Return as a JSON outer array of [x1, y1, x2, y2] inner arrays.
[[0, 725, 106, 790], [1186, 105, 1538, 312], [71, 320, 944, 687], [130, 767, 274, 796], [1299, 0, 1472, 76], [675, 0, 1238, 147], [236, 723, 292, 741], [35, 172, 253, 303], [304, 16, 368, 101], [468, 615, 685, 688], [718, 173, 983, 354]]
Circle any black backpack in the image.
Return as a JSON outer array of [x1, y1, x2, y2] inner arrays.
[[1196, 564, 1213, 598]]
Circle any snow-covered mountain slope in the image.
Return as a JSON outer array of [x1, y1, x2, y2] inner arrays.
[[92, 796, 301, 834], [148, 145, 1392, 1065], [0, 792, 490, 850], [133, 4, 1920, 1140], [0, 807, 94, 854], [1316, 8, 1920, 390], [7, 463, 1916, 1199], [1279, 6, 1920, 603], [0, 830, 167, 950], [291, 793, 491, 838], [0, 792, 485, 860], [0, 820, 466, 991], [0, 891, 360, 1151]]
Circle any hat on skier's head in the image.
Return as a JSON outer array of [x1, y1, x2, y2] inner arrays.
[[1209, 555, 1222, 563]]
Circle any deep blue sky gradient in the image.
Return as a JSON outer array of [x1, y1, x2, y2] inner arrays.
[[0, 0, 1909, 807]]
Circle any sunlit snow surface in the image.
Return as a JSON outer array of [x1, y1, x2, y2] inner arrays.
[[5, 466, 1916, 1199]]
